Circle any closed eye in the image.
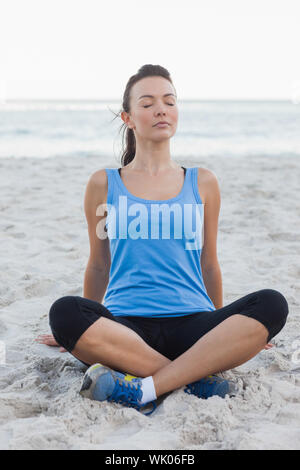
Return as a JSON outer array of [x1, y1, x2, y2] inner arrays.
[[143, 104, 174, 108]]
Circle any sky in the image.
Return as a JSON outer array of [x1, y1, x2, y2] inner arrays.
[[1, 0, 300, 101]]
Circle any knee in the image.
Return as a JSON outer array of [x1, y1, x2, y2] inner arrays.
[[49, 295, 78, 343], [257, 288, 289, 330]]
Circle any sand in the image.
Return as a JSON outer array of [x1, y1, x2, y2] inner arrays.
[[0, 153, 299, 450]]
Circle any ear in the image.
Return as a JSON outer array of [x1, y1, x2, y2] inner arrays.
[[121, 110, 130, 126]]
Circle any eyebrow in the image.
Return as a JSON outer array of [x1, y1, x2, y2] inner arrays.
[[138, 93, 176, 100]]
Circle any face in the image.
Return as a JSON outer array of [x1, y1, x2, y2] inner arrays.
[[121, 76, 178, 141]]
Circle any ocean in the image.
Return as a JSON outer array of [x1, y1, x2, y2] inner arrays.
[[0, 100, 299, 161]]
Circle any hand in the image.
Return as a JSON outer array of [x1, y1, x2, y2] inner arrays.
[[35, 334, 67, 352], [263, 342, 274, 350]]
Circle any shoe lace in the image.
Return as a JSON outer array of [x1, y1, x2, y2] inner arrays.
[[108, 378, 142, 410], [107, 378, 157, 416]]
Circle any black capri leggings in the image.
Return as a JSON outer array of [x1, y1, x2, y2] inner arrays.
[[49, 289, 289, 366]]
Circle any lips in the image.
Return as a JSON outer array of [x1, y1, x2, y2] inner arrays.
[[154, 121, 169, 126]]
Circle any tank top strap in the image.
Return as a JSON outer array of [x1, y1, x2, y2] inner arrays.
[[104, 168, 118, 206], [186, 167, 202, 204]]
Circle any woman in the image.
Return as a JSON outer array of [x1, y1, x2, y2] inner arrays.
[[37, 64, 289, 416]]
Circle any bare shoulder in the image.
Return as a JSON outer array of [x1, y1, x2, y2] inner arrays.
[[89, 168, 108, 188], [197, 167, 218, 183], [85, 168, 108, 205], [196, 167, 220, 204]]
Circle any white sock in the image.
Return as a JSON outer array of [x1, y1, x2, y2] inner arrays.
[[139, 376, 157, 405]]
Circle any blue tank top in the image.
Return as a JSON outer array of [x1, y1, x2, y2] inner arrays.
[[102, 166, 216, 317]]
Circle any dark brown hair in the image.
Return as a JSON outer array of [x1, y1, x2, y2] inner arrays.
[[110, 64, 176, 167]]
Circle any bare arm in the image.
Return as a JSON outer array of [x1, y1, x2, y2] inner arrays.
[[202, 265, 223, 310], [83, 169, 111, 302], [83, 265, 109, 304], [197, 168, 274, 348], [198, 169, 223, 309]]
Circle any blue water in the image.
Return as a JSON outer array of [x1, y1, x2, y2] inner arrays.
[[0, 100, 299, 159]]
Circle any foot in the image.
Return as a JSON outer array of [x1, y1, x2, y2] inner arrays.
[[184, 375, 230, 399], [79, 363, 157, 416]]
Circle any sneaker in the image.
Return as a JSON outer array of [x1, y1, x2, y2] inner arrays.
[[79, 363, 157, 416], [184, 375, 230, 399]]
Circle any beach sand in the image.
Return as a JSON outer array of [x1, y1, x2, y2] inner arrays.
[[0, 153, 299, 450]]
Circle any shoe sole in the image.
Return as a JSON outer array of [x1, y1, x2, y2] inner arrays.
[[79, 363, 109, 400]]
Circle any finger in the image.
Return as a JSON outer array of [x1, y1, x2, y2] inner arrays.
[[60, 347, 67, 352], [35, 336, 52, 341], [35, 338, 57, 347]]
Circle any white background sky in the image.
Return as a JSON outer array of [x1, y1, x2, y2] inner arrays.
[[1, 0, 300, 100]]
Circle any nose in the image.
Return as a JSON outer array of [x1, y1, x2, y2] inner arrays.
[[155, 107, 167, 116], [154, 102, 168, 115]]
